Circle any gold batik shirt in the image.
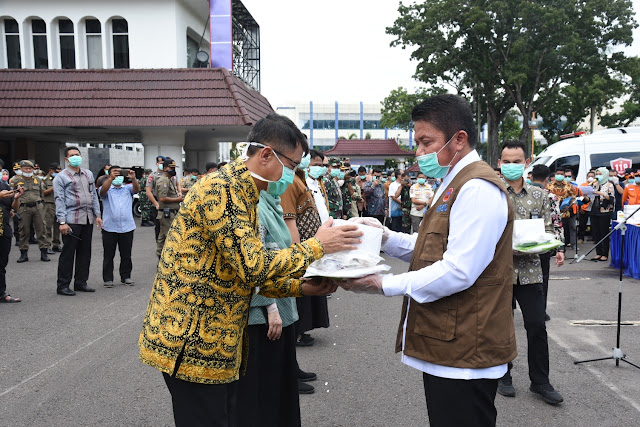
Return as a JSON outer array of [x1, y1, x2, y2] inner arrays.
[[139, 161, 325, 384]]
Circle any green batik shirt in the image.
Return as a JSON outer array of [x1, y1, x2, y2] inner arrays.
[[322, 176, 343, 219], [506, 181, 553, 286]]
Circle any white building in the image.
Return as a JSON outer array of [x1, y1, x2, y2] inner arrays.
[[0, 0, 265, 174], [275, 102, 413, 151]]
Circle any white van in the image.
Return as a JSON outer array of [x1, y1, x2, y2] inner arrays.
[[527, 127, 640, 183]]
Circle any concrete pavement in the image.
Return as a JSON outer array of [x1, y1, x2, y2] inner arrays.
[[1, 223, 640, 426]]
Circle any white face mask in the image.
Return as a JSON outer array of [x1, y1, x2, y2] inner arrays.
[[22, 171, 33, 178], [337, 179, 345, 187], [587, 177, 594, 183]]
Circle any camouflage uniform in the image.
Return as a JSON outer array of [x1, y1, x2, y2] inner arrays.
[[322, 176, 343, 219], [340, 180, 354, 219], [42, 172, 61, 250], [138, 172, 152, 222]]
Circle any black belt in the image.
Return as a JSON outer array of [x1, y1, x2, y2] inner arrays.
[[24, 200, 43, 208]]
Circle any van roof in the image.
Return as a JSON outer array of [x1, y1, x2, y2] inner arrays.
[[536, 127, 640, 158]]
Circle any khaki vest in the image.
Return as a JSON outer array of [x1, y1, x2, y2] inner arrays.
[[396, 160, 517, 369]]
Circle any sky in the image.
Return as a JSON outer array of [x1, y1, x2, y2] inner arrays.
[[240, 0, 640, 109]]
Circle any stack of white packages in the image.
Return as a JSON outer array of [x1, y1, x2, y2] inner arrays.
[[304, 219, 390, 279]]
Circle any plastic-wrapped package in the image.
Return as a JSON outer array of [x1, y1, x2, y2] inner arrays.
[[512, 218, 563, 254], [304, 219, 390, 278]]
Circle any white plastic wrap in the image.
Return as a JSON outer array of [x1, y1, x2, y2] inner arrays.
[[304, 219, 390, 279], [512, 218, 562, 254]]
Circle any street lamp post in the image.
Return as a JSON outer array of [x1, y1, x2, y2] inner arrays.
[[528, 112, 537, 160]]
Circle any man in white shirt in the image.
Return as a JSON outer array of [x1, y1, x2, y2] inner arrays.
[[342, 94, 516, 427], [306, 150, 330, 223], [409, 172, 433, 233]]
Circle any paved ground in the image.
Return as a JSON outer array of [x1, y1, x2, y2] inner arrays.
[[1, 222, 640, 426]]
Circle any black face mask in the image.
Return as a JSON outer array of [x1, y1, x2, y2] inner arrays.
[[167, 169, 177, 177]]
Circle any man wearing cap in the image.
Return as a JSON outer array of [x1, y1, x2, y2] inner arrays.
[[153, 159, 183, 257], [43, 163, 62, 253], [322, 158, 344, 219], [339, 162, 355, 220], [145, 155, 166, 241], [54, 146, 102, 296], [15, 160, 49, 263]]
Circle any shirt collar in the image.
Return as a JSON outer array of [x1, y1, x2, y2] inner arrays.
[[506, 179, 530, 195], [440, 150, 481, 189]]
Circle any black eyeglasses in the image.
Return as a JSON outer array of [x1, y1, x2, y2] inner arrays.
[[271, 148, 300, 170]]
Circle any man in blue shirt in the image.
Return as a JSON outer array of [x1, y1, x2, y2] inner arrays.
[[99, 166, 139, 287]]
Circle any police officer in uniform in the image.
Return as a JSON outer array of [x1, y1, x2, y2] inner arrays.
[[145, 156, 166, 240], [43, 163, 62, 253], [153, 159, 183, 257], [15, 160, 49, 262]]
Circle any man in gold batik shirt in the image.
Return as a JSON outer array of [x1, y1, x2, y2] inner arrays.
[[138, 113, 362, 426]]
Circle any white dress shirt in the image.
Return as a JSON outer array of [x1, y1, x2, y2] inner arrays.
[[381, 150, 509, 380], [306, 176, 330, 223]]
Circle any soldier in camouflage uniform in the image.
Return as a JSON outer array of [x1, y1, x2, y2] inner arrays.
[[43, 163, 62, 253], [139, 169, 153, 226], [339, 162, 354, 219], [322, 158, 343, 219]]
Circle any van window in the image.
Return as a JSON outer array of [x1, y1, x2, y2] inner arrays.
[[549, 155, 579, 177], [530, 156, 551, 168], [590, 152, 640, 174]]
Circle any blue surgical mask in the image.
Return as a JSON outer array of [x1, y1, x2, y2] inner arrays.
[[68, 156, 82, 167], [417, 178, 426, 185], [112, 176, 124, 186], [526, 179, 532, 184], [391, 176, 396, 182], [191, 175, 197, 180], [359, 175, 366, 180], [299, 153, 311, 170], [629, 178, 636, 184], [266, 152, 295, 197], [500, 163, 525, 181], [338, 171, 346, 179], [309, 166, 326, 179], [564, 177, 572, 182], [416, 132, 459, 179], [52, 172, 58, 177], [381, 178, 387, 183], [330, 169, 341, 178], [555, 174, 565, 182], [158, 164, 163, 171]]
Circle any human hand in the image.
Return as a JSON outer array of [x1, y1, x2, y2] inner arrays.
[[127, 170, 136, 179], [154, 202, 160, 210], [109, 168, 121, 179], [60, 224, 71, 235], [348, 217, 390, 243], [301, 277, 339, 296], [340, 274, 384, 294], [612, 176, 620, 185], [556, 251, 565, 266], [14, 188, 22, 199], [0, 190, 14, 199], [266, 307, 282, 340], [96, 217, 103, 230], [314, 218, 363, 254]]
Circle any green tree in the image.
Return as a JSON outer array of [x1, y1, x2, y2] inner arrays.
[[498, 110, 522, 144], [601, 56, 640, 127], [380, 86, 447, 131], [387, 0, 637, 162], [348, 133, 358, 140], [365, 132, 372, 139]]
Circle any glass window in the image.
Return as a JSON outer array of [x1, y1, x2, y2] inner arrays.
[[59, 19, 75, 69], [549, 155, 580, 177], [32, 18, 48, 69], [187, 35, 198, 67], [590, 152, 640, 174], [112, 18, 129, 69], [4, 18, 21, 68], [86, 19, 102, 69]]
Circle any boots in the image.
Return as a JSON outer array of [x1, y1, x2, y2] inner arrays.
[[40, 248, 50, 262], [17, 250, 28, 263]]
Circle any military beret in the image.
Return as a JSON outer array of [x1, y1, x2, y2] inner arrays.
[[329, 158, 341, 167], [20, 160, 34, 168]]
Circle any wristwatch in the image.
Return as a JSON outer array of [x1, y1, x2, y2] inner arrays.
[[59, 221, 66, 225]]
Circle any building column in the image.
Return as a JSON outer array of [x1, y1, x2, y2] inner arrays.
[[141, 128, 185, 171], [184, 148, 219, 173]]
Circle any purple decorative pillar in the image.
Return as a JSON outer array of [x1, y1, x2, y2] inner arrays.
[[210, 0, 233, 69]]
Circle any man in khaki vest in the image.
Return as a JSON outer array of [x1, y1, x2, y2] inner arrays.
[[342, 94, 516, 427]]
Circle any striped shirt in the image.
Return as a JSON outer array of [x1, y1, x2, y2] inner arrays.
[[53, 166, 101, 224]]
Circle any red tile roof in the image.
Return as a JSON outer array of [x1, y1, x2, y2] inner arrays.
[[322, 139, 415, 157], [0, 68, 273, 127]]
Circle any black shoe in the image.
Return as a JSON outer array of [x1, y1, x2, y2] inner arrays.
[[29, 238, 38, 244], [17, 251, 28, 263], [298, 380, 315, 394], [497, 378, 516, 397], [530, 383, 563, 405], [40, 249, 50, 262], [296, 334, 315, 347], [47, 248, 55, 254], [57, 287, 76, 296], [75, 285, 95, 292], [545, 313, 551, 321], [298, 369, 317, 382], [52, 247, 62, 252], [302, 333, 315, 343]]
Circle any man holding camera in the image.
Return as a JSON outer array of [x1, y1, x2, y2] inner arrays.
[[153, 159, 183, 258], [99, 166, 139, 287]]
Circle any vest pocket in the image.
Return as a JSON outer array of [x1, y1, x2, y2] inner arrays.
[[412, 302, 457, 341], [418, 233, 447, 263]]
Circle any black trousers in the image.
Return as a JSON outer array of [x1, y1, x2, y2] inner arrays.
[[0, 236, 11, 297], [101, 230, 134, 282], [423, 373, 498, 427], [578, 211, 589, 240], [57, 223, 93, 290], [506, 283, 550, 385], [539, 252, 552, 311], [590, 214, 611, 257], [390, 216, 403, 232], [163, 373, 238, 427], [150, 205, 160, 241]]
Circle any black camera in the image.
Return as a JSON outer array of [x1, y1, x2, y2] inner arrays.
[[163, 208, 171, 218]]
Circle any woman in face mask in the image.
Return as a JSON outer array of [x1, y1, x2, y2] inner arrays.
[[589, 167, 615, 261]]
